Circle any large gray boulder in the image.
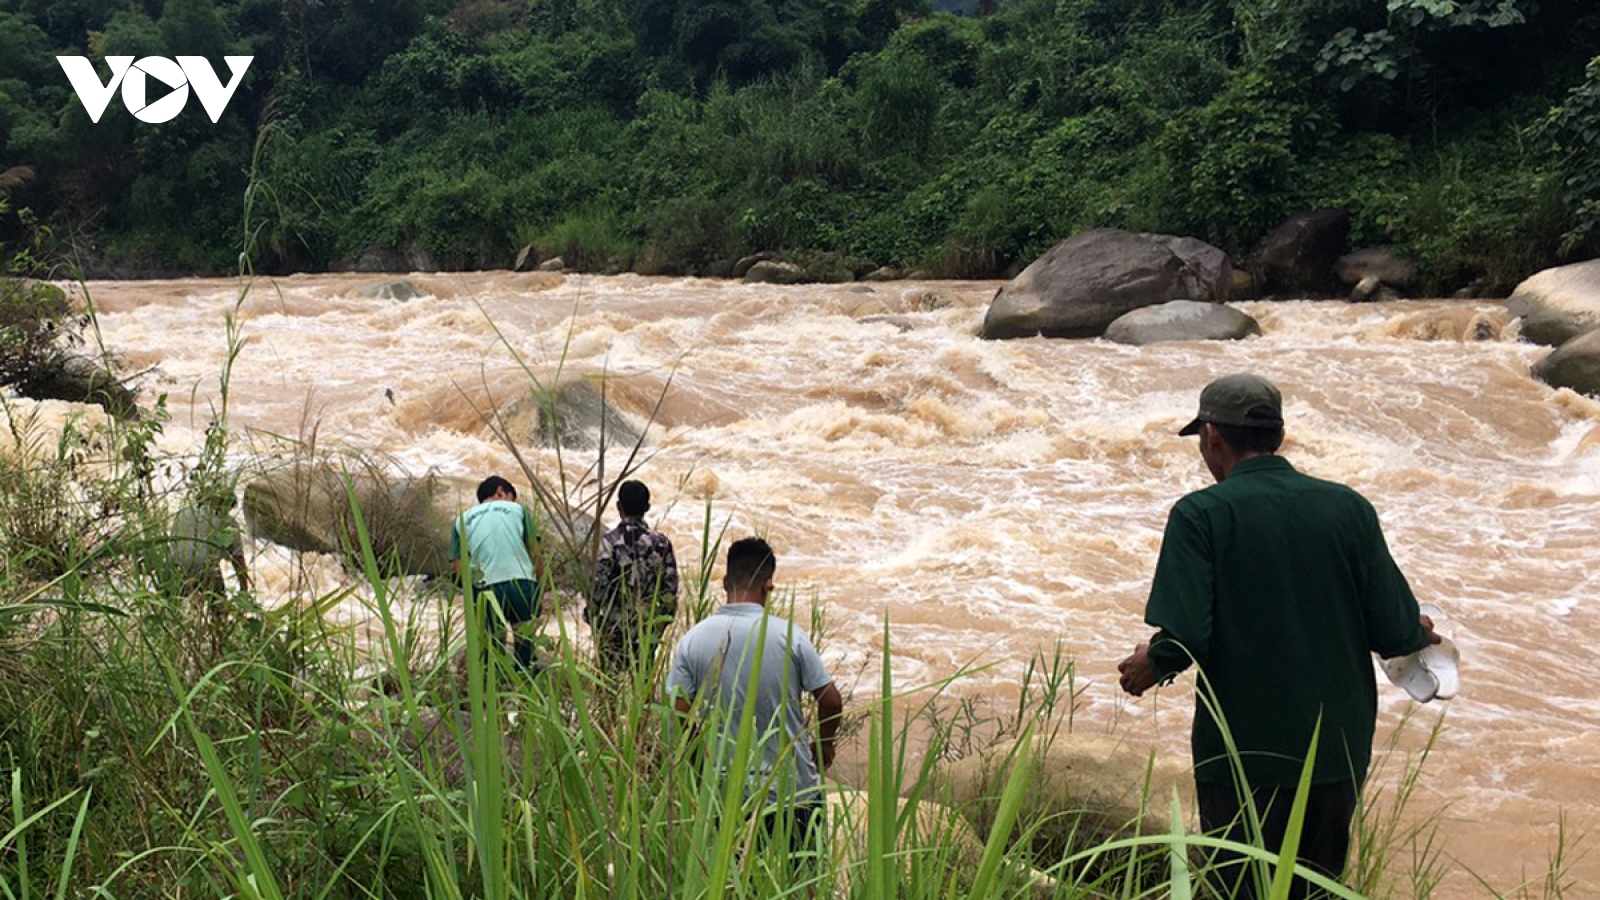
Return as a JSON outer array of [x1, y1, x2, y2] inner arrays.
[[732, 251, 778, 280], [743, 260, 807, 284], [1103, 300, 1261, 345], [1336, 247, 1418, 289], [1255, 208, 1350, 296], [1139, 233, 1232, 298], [1533, 329, 1600, 397], [981, 229, 1233, 340], [1506, 259, 1600, 346]]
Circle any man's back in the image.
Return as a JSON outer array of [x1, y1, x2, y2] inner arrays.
[[591, 518, 678, 627], [1146, 456, 1425, 786], [667, 604, 832, 798], [451, 499, 536, 586]]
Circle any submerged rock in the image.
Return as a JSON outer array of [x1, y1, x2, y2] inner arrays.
[[858, 314, 920, 332], [1381, 307, 1510, 342], [496, 378, 644, 450], [348, 279, 424, 301], [1103, 300, 1261, 345]]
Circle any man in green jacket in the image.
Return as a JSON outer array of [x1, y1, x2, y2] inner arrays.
[[1118, 374, 1439, 900]]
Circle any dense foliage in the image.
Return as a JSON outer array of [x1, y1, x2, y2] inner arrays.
[[1, 0, 1598, 289]]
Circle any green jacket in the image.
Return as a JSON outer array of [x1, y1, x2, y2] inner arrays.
[[1145, 456, 1428, 787]]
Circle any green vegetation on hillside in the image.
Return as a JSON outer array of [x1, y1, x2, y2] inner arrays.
[[1, 0, 1599, 289]]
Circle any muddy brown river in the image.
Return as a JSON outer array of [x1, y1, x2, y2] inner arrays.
[[84, 272, 1600, 896]]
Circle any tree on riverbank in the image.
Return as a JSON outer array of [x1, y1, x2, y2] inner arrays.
[[1, 0, 1598, 290]]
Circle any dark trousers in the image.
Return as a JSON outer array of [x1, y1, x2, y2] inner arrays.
[[594, 619, 669, 675], [482, 579, 538, 673], [1196, 779, 1359, 900], [760, 798, 826, 858]]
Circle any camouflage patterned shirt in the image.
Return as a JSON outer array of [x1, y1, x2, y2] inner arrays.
[[588, 517, 679, 631]]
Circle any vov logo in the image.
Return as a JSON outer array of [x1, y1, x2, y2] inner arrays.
[[57, 56, 252, 124]]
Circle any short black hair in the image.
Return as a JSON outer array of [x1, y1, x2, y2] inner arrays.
[[1214, 422, 1284, 454], [617, 479, 650, 517], [725, 537, 776, 593], [477, 475, 516, 502]]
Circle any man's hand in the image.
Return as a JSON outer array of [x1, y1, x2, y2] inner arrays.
[[1420, 612, 1442, 646], [813, 682, 844, 773], [1118, 642, 1160, 697]]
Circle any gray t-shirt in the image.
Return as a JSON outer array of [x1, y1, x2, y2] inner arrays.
[[666, 603, 834, 799], [168, 503, 242, 583]]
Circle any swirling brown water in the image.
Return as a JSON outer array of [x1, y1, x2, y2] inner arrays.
[[87, 273, 1600, 894]]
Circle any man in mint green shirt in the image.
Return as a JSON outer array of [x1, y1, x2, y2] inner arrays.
[[1118, 374, 1438, 900], [451, 475, 544, 672]]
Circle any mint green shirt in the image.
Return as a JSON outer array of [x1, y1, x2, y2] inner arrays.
[[449, 500, 538, 586]]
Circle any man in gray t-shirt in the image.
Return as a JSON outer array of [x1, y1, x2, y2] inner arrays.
[[666, 537, 843, 843]]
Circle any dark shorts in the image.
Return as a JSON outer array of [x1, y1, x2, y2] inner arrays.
[[484, 579, 538, 625], [1196, 779, 1359, 900], [759, 798, 826, 859], [479, 579, 539, 672]]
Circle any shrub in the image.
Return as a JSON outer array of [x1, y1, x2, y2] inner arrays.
[[538, 206, 637, 271], [1540, 55, 1600, 258], [1156, 72, 1326, 256]]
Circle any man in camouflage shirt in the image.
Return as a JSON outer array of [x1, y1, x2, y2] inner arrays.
[[587, 480, 679, 674]]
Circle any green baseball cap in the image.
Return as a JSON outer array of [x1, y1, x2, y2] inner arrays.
[[1178, 374, 1284, 436]]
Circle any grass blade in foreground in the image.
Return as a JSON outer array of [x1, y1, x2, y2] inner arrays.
[[1168, 789, 1193, 900], [1268, 720, 1320, 900], [965, 721, 1034, 900]]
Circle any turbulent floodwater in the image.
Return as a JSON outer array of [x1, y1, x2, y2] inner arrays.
[[86, 272, 1600, 895]]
